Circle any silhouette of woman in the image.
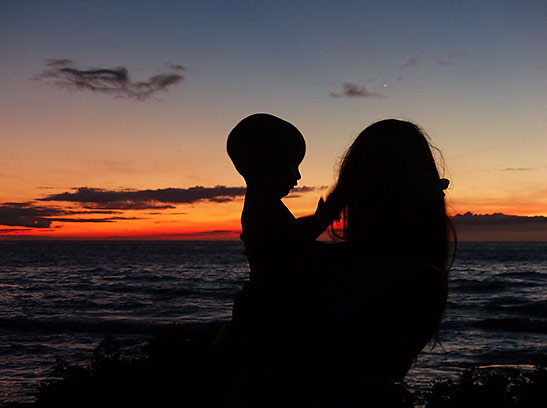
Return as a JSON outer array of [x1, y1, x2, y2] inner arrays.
[[301, 119, 454, 406]]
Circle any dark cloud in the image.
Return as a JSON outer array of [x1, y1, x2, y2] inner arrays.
[[293, 186, 327, 193], [40, 185, 324, 210], [35, 59, 184, 100], [0, 202, 131, 228], [454, 212, 547, 226], [39, 186, 247, 209], [330, 83, 380, 98], [0, 203, 63, 228], [2, 185, 322, 229], [168, 63, 186, 71], [398, 57, 419, 70], [453, 212, 547, 241], [0, 228, 33, 233]]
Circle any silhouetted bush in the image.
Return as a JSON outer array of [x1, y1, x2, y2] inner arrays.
[[8, 328, 546, 408], [424, 357, 547, 408], [34, 323, 229, 408]]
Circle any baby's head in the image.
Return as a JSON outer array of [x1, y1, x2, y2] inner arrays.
[[227, 113, 305, 198]]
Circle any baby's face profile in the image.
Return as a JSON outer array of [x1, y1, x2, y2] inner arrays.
[[262, 159, 302, 199]]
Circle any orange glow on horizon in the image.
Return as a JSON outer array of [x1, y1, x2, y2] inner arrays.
[[0, 223, 242, 240], [448, 200, 547, 218], [0, 189, 545, 241]]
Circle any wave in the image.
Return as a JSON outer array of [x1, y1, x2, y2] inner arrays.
[[473, 317, 547, 334], [485, 300, 547, 317], [475, 347, 547, 366], [0, 316, 222, 336], [512, 302, 547, 317], [96, 285, 239, 300], [496, 271, 546, 280], [450, 280, 509, 293]]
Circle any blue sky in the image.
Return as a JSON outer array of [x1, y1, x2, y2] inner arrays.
[[1, 0, 546, 238]]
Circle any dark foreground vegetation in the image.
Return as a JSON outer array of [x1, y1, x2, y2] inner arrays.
[[7, 324, 547, 408]]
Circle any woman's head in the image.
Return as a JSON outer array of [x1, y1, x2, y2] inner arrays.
[[333, 119, 454, 273]]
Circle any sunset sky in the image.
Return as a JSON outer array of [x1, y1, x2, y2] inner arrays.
[[1, 1, 546, 240]]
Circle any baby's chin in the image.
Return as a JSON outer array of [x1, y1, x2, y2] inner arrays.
[[280, 186, 296, 198], [264, 181, 296, 199]]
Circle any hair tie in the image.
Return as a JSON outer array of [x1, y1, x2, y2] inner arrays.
[[413, 174, 450, 201], [439, 178, 449, 189], [439, 178, 449, 197]]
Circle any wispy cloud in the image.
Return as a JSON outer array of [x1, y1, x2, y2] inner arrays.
[[436, 59, 452, 67], [398, 57, 419, 70], [48, 217, 139, 223], [330, 83, 380, 98], [35, 59, 184, 100], [97, 229, 241, 240], [501, 167, 537, 171], [162, 230, 237, 238], [286, 185, 329, 198], [168, 63, 186, 71], [293, 186, 327, 193], [436, 53, 461, 67]]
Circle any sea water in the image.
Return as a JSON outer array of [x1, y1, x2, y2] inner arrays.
[[1, 241, 546, 404]]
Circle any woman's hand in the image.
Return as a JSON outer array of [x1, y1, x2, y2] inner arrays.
[[322, 185, 344, 221]]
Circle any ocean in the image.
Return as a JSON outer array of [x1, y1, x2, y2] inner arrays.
[[1, 241, 546, 404]]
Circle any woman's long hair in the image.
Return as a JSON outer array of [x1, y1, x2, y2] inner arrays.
[[332, 119, 456, 339]]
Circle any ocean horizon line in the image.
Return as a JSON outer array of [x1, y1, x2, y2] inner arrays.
[[1, 238, 546, 243]]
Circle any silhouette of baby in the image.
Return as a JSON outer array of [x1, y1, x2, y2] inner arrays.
[[226, 113, 336, 285], [218, 112, 340, 407]]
